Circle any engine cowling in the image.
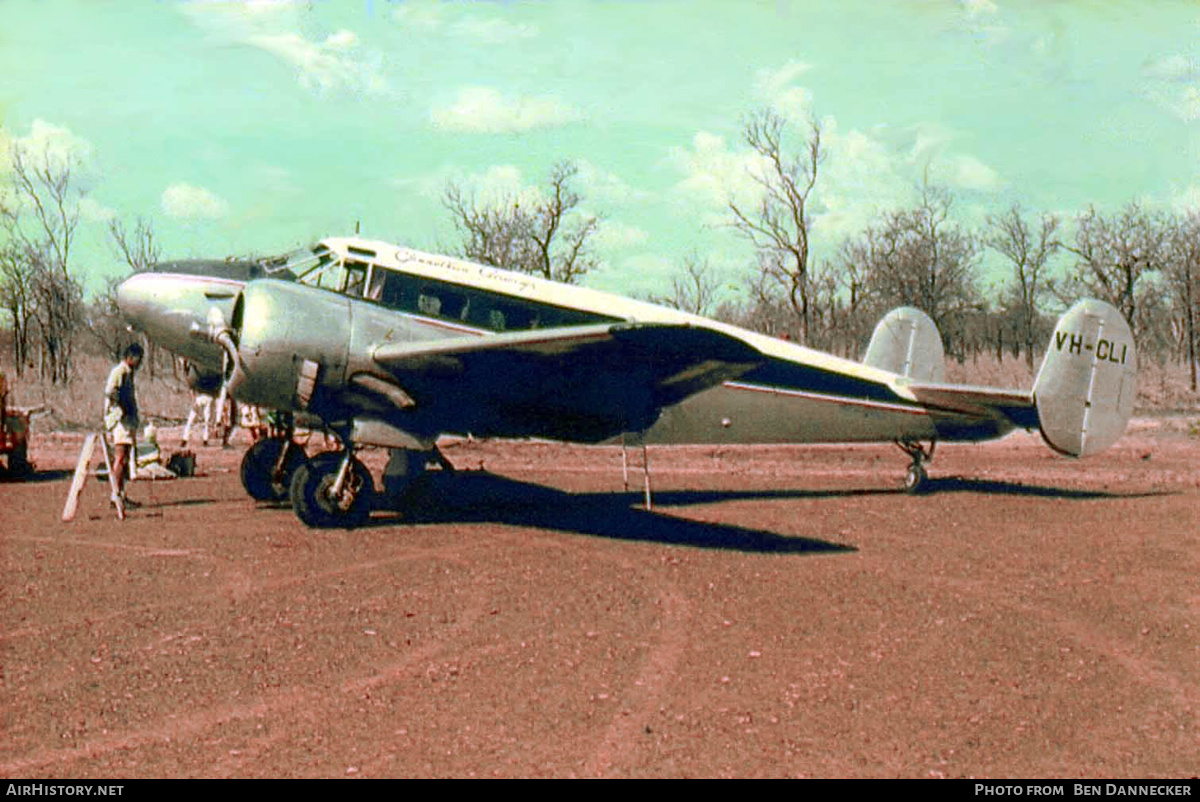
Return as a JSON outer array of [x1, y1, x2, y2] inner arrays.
[[231, 280, 353, 416]]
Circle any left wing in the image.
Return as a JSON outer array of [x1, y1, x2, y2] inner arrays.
[[366, 323, 763, 442]]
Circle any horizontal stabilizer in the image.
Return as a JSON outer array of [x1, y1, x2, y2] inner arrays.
[[903, 382, 1033, 420]]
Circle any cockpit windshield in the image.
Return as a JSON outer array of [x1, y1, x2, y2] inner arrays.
[[260, 244, 335, 281]]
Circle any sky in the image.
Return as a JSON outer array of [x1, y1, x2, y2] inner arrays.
[[1, 0, 1197, 301]]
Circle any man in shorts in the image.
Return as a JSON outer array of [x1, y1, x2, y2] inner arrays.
[[104, 343, 144, 507], [182, 361, 221, 447]]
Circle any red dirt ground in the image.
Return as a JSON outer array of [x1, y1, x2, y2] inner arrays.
[[1, 421, 1197, 778]]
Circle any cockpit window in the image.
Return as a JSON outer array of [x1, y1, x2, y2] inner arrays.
[[262, 245, 331, 279], [342, 261, 369, 297]]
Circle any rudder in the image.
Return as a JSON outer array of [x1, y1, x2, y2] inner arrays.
[[1033, 299, 1136, 457], [863, 306, 945, 383]]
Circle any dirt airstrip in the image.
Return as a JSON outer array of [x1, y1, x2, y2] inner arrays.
[[1, 422, 1197, 778]]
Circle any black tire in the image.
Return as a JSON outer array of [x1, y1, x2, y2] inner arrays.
[[8, 443, 30, 476], [289, 453, 373, 529], [904, 464, 928, 494], [240, 438, 307, 502]]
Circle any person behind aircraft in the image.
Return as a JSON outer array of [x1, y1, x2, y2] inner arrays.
[[181, 361, 222, 447]]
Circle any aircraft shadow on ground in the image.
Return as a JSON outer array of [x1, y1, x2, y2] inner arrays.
[[356, 469, 1172, 551], [918, 476, 1171, 499], [365, 471, 857, 555]]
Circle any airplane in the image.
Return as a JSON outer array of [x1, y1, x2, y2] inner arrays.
[[116, 235, 1137, 528]]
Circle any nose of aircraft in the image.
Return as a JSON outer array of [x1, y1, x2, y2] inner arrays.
[[115, 273, 152, 328], [115, 272, 242, 371]]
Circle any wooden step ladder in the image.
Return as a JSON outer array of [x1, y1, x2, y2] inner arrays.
[[61, 433, 126, 522]]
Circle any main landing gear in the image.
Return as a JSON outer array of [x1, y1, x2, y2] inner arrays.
[[290, 449, 374, 528], [240, 437, 308, 502], [897, 438, 936, 494], [285, 445, 454, 529]]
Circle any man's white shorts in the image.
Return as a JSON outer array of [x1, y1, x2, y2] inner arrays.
[[110, 420, 136, 446]]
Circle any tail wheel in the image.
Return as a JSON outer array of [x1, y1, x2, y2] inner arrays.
[[904, 463, 928, 494], [896, 439, 935, 494], [240, 438, 307, 502], [290, 452, 373, 528]]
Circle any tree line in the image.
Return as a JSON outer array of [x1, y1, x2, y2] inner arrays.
[[439, 110, 1198, 390], [3, 110, 1198, 394], [0, 137, 165, 382]]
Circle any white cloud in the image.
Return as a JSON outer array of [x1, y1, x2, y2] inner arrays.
[[1144, 54, 1200, 122], [324, 29, 359, 50], [180, 3, 384, 97], [667, 113, 1003, 255], [668, 130, 761, 212], [246, 30, 386, 96], [594, 221, 649, 251], [1172, 184, 1200, 212], [1142, 54, 1199, 82], [942, 154, 1004, 192], [78, 196, 116, 223], [391, 2, 446, 32], [574, 159, 651, 205], [754, 59, 814, 119], [431, 86, 582, 132], [589, 253, 674, 298], [392, 4, 537, 43], [463, 165, 529, 204], [161, 183, 230, 219], [451, 15, 537, 44], [961, 0, 999, 17], [4, 119, 95, 175]]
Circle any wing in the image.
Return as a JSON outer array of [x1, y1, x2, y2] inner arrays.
[[364, 323, 763, 442]]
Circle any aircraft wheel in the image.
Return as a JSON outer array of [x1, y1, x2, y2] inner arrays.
[[8, 443, 30, 475], [290, 453, 373, 528], [904, 463, 928, 494], [240, 438, 307, 502]]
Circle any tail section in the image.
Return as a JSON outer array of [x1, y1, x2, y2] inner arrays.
[[1033, 299, 1136, 457], [863, 306, 945, 383]]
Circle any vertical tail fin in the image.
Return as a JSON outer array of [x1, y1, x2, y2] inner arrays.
[[863, 306, 945, 382], [1033, 299, 1136, 457]]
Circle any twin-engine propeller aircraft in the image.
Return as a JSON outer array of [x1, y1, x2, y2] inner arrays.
[[117, 236, 1137, 528]]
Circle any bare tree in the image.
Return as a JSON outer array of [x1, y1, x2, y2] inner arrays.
[[834, 184, 982, 355], [102, 215, 171, 376], [109, 216, 161, 273], [986, 203, 1061, 368], [0, 239, 34, 375], [819, 250, 873, 357], [649, 253, 721, 316], [1164, 209, 1200, 390], [443, 161, 600, 284], [728, 108, 824, 344], [1065, 201, 1168, 341], [0, 147, 85, 383]]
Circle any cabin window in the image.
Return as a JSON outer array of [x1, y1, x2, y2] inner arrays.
[[363, 267, 618, 332]]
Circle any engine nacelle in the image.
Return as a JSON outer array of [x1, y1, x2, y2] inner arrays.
[[232, 280, 353, 415]]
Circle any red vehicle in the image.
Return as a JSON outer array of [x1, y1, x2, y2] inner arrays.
[[0, 371, 32, 475]]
